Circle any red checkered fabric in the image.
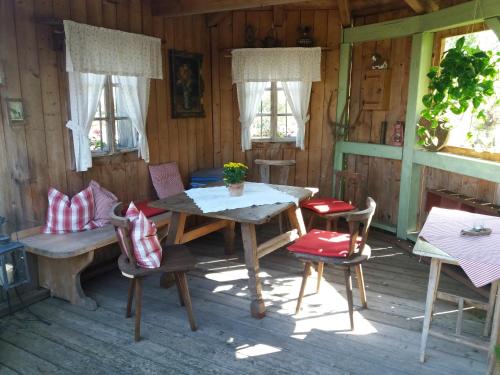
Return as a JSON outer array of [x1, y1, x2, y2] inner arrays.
[[149, 162, 184, 200], [43, 187, 97, 234], [125, 202, 162, 269], [288, 229, 361, 258], [301, 198, 355, 214]]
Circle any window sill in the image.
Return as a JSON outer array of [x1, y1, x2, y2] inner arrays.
[[413, 148, 500, 183], [91, 149, 139, 166], [440, 146, 500, 162]]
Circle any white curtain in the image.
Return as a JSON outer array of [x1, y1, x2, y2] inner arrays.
[[64, 20, 162, 79], [236, 82, 268, 151], [282, 81, 312, 150], [66, 72, 106, 172], [114, 75, 150, 162]]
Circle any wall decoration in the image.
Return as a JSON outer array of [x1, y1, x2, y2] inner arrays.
[[297, 26, 314, 47], [245, 25, 257, 48], [392, 121, 404, 146], [371, 53, 388, 70], [168, 49, 205, 118], [262, 25, 280, 48], [6, 99, 25, 124]]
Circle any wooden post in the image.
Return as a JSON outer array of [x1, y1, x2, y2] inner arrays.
[[396, 32, 434, 239], [332, 43, 352, 195]]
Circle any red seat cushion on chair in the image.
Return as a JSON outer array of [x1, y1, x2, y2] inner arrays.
[[129, 200, 167, 218], [288, 229, 360, 258], [301, 198, 355, 214]]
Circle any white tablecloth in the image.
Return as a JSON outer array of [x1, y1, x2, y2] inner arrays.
[[185, 182, 298, 213], [419, 207, 500, 287]]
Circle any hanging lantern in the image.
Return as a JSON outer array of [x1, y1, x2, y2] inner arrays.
[[0, 241, 29, 290]]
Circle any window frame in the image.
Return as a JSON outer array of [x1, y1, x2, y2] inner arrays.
[[90, 76, 138, 158], [251, 82, 297, 143], [433, 24, 500, 158]]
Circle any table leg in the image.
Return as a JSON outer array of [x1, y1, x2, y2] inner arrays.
[[485, 281, 498, 337], [161, 212, 187, 288], [486, 280, 500, 375], [224, 221, 236, 255], [419, 258, 441, 363], [241, 223, 265, 319], [286, 205, 307, 236]]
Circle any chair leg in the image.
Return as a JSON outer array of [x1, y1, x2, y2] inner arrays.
[[126, 278, 136, 318], [134, 278, 143, 342], [296, 262, 312, 314], [307, 214, 315, 231], [174, 273, 185, 306], [355, 264, 367, 308], [176, 272, 197, 331], [316, 262, 324, 293], [278, 213, 284, 234], [344, 267, 354, 331]]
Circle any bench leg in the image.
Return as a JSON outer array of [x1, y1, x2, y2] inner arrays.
[[38, 251, 97, 310]]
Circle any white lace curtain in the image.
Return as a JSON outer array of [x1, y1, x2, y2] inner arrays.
[[63, 20, 162, 171], [231, 48, 321, 150]]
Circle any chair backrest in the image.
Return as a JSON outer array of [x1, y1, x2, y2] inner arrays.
[[345, 197, 376, 257], [110, 202, 136, 265], [149, 162, 185, 199], [254, 159, 296, 185], [334, 170, 362, 207]]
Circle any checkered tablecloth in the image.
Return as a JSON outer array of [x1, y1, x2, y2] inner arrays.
[[419, 207, 500, 287]]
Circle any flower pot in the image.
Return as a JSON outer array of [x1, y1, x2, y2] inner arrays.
[[228, 182, 244, 197], [419, 118, 450, 152]]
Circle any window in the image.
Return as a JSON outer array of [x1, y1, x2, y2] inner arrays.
[[89, 76, 138, 155], [442, 30, 500, 153], [250, 82, 297, 142]]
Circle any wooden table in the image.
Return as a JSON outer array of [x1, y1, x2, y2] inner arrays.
[[150, 184, 313, 318], [413, 238, 500, 374]]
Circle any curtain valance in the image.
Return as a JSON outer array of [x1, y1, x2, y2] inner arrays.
[[231, 47, 321, 84], [64, 20, 163, 79]]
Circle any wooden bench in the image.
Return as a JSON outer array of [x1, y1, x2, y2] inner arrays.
[[15, 212, 171, 311]]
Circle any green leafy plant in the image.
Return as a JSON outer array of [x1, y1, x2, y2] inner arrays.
[[417, 36, 499, 147], [223, 162, 248, 185]]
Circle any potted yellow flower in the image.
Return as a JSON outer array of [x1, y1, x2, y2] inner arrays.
[[223, 162, 248, 197]]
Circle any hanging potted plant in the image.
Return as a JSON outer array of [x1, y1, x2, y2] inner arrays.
[[223, 162, 248, 197], [417, 36, 499, 151]]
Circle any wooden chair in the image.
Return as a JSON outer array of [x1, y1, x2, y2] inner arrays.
[[110, 203, 197, 341], [255, 159, 296, 233], [289, 197, 376, 330], [302, 170, 362, 232]]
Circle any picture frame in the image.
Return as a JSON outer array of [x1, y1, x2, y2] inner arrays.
[[5, 98, 25, 124], [168, 49, 205, 118]]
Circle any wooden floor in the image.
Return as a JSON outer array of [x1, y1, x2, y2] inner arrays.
[[0, 226, 491, 374]]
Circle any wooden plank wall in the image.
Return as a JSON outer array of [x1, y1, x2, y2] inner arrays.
[[346, 9, 412, 227], [0, 0, 214, 229], [209, 8, 342, 196]]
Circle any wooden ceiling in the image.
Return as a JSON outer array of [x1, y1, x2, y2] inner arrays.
[[151, 0, 447, 18]]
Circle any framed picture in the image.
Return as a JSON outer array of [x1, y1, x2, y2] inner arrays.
[[168, 49, 205, 118], [6, 99, 25, 124]]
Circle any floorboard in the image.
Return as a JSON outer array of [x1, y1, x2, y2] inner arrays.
[[0, 228, 490, 374]]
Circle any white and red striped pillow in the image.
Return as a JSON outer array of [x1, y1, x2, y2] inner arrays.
[[125, 202, 162, 269], [43, 187, 97, 234]]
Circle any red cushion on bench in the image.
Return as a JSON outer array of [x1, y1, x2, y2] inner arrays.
[[122, 201, 167, 218], [288, 229, 360, 258], [301, 198, 355, 214]]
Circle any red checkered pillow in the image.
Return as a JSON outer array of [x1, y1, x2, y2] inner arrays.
[[43, 187, 97, 233], [149, 162, 184, 199], [125, 202, 162, 269]]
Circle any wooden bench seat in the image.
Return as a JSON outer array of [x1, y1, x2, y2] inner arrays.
[[16, 212, 171, 310]]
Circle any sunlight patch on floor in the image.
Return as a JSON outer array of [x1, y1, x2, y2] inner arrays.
[[235, 343, 282, 359], [205, 268, 272, 282]]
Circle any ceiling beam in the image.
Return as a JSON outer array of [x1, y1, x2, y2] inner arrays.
[[403, 0, 439, 14], [152, 0, 320, 17], [337, 0, 351, 27]]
